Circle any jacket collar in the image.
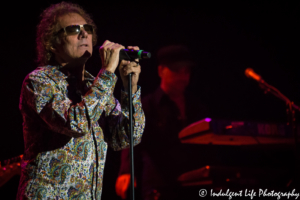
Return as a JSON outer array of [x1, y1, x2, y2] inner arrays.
[[42, 65, 95, 83]]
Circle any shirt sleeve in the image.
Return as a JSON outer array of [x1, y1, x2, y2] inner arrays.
[[20, 68, 117, 138], [98, 72, 145, 151]]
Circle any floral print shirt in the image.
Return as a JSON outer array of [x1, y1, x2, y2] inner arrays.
[[16, 65, 145, 200]]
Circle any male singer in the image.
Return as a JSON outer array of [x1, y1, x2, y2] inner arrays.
[[17, 2, 145, 199]]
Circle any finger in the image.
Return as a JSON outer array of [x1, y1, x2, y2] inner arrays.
[[112, 43, 125, 51], [132, 65, 141, 74], [100, 42, 115, 55], [107, 43, 125, 58], [119, 60, 129, 75], [124, 64, 141, 76], [122, 65, 129, 76], [101, 41, 115, 57], [101, 43, 117, 63], [125, 62, 139, 72], [132, 46, 140, 50], [120, 60, 130, 69], [127, 46, 139, 50], [120, 60, 130, 67], [102, 40, 111, 46], [127, 60, 140, 68], [103, 42, 116, 51]]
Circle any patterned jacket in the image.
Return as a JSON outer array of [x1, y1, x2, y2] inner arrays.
[[16, 65, 145, 199]]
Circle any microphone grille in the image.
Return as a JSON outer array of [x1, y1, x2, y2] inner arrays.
[[245, 68, 254, 78], [245, 68, 262, 82]]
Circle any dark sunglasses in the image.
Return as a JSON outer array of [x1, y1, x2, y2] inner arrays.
[[57, 24, 94, 35]]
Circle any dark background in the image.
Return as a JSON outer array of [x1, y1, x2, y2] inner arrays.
[[0, 1, 299, 199]]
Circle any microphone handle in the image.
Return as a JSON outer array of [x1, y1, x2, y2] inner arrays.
[[94, 46, 151, 60], [119, 49, 151, 60]]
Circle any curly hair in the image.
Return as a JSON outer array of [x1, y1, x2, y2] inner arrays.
[[36, 1, 97, 66]]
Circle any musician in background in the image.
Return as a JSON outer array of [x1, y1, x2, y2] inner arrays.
[[116, 45, 209, 200], [17, 2, 145, 199]]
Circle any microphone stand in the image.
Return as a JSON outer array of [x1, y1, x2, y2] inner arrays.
[[95, 44, 150, 200], [258, 81, 300, 186], [128, 72, 135, 200], [120, 49, 151, 200]]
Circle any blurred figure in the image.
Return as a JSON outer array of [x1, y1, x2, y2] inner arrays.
[[116, 45, 209, 200]]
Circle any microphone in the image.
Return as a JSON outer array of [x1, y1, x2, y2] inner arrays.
[[245, 68, 272, 89], [119, 49, 151, 60], [245, 68, 300, 111], [245, 68, 264, 83], [95, 46, 151, 60]]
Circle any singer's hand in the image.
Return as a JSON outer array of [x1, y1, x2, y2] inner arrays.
[[119, 46, 141, 94], [99, 40, 125, 73]]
